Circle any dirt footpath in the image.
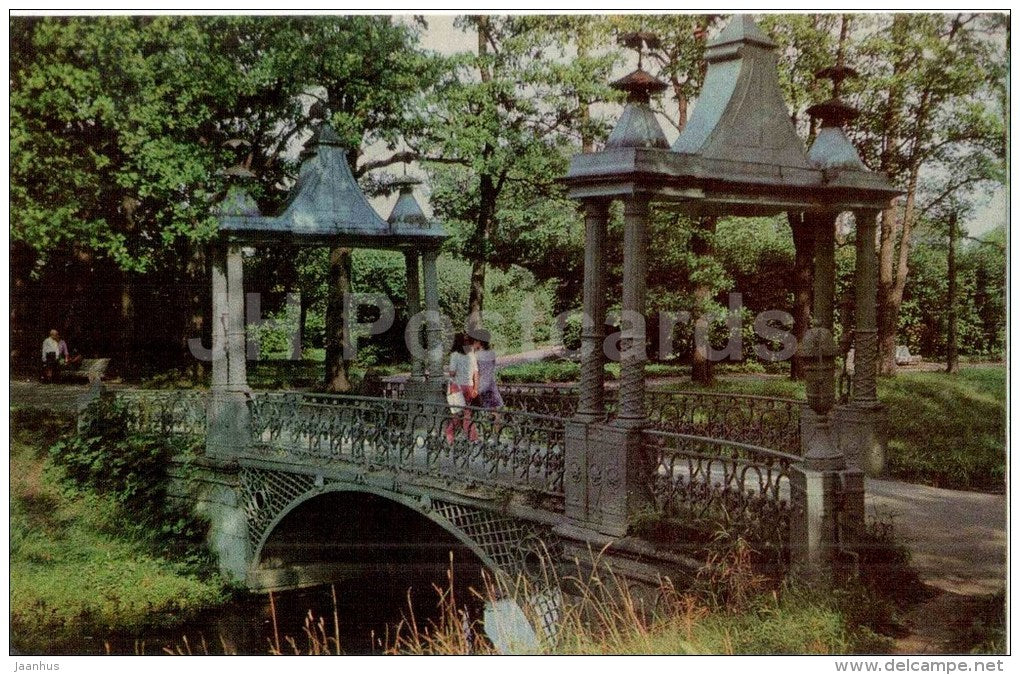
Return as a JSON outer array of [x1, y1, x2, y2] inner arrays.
[[866, 478, 1006, 596], [866, 478, 1006, 654]]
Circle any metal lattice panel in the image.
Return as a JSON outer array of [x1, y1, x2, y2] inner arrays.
[[239, 465, 557, 581], [429, 500, 555, 578], [240, 466, 317, 553]]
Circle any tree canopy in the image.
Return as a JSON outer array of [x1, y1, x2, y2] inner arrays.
[[9, 13, 1008, 381]]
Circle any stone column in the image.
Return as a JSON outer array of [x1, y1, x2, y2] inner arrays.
[[617, 195, 650, 428], [801, 210, 842, 470], [405, 250, 424, 381], [210, 243, 228, 391], [812, 211, 838, 331], [832, 208, 886, 476], [207, 241, 250, 459], [790, 211, 864, 583], [422, 248, 443, 380], [226, 245, 248, 389], [851, 209, 879, 405], [576, 199, 609, 421]]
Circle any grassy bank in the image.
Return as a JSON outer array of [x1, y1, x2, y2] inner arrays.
[[383, 526, 922, 655], [10, 408, 226, 653], [877, 367, 1006, 492]]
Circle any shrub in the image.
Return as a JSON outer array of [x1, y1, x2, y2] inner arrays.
[[49, 398, 210, 562]]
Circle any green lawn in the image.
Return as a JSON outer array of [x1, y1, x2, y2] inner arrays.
[[877, 367, 1006, 492], [9, 409, 226, 652]]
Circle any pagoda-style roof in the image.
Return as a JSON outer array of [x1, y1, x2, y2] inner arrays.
[[218, 124, 446, 249], [672, 14, 810, 170], [564, 15, 900, 216]]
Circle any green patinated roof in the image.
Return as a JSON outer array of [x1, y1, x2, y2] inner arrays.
[[564, 14, 900, 215], [218, 124, 446, 249], [672, 14, 810, 170]]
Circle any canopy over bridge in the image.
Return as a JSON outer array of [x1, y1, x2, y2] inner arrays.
[[560, 14, 897, 561], [207, 123, 448, 454]]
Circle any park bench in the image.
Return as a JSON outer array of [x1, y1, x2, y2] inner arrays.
[[895, 345, 923, 366], [62, 358, 111, 384]]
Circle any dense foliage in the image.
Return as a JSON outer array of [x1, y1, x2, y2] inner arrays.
[[9, 13, 1007, 380], [49, 400, 210, 560], [11, 408, 224, 651]]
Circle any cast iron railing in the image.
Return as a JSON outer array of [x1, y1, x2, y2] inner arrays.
[[643, 390, 801, 456], [248, 392, 565, 500], [642, 429, 796, 562], [501, 384, 802, 455], [99, 389, 209, 440], [84, 388, 802, 563]]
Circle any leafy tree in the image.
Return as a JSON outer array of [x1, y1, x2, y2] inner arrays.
[[10, 16, 286, 371], [849, 12, 1007, 374], [422, 15, 617, 329], [10, 16, 440, 387]]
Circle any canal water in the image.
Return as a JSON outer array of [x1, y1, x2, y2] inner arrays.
[[17, 493, 506, 655], [36, 571, 487, 655]]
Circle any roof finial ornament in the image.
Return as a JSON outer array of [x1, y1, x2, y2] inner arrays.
[[222, 138, 255, 179], [808, 64, 860, 129], [806, 47, 867, 171], [618, 30, 661, 72], [610, 31, 668, 107], [215, 138, 261, 218], [809, 16, 859, 130], [604, 31, 669, 150]]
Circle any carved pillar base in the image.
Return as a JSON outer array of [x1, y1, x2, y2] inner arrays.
[[206, 389, 251, 460], [789, 464, 865, 584], [564, 421, 651, 537], [403, 377, 446, 406], [789, 466, 839, 581], [798, 408, 844, 472], [833, 403, 886, 476]]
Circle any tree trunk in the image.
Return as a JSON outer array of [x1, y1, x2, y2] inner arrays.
[[299, 299, 308, 360], [690, 216, 717, 385], [466, 16, 495, 332], [788, 213, 815, 380], [878, 158, 922, 375], [876, 17, 908, 376], [946, 212, 959, 373], [324, 245, 353, 392], [467, 171, 498, 331], [189, 246, 208, 381], [877, 205, 900, 375], [120, 273, 137, 376]]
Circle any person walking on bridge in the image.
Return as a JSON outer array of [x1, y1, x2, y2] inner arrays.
[[471, 330, 503, 410], [445, 332, 478, 443]]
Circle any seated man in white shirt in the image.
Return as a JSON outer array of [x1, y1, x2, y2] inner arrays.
[[41, 329, 61, 383]]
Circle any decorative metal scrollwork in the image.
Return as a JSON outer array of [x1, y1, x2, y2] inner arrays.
[[249, 392, 566, 500], [87, 389, 209, 442], [643, 429, 795, 566], [503, 384, 802, 455]]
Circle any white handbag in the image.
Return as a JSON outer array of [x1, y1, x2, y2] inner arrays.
[[447, 388, 466, 414]]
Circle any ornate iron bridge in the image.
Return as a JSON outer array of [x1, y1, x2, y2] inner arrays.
[[382, 380, 803, 455], [88, 384, 807, 590]]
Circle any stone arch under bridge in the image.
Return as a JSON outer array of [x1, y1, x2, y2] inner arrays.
[[238, 465, 558, 592]]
